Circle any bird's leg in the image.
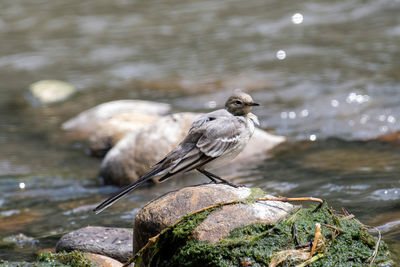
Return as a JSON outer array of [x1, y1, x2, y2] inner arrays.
[[197, 169, 239, 188], [195, 168, 217, 184]]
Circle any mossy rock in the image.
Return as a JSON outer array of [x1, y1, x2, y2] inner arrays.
[[133, 202, 393, 266], [37, 251, 93, 267], [0, 251, 92, 267]]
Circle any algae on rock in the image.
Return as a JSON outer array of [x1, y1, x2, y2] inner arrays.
[[0, 251, 94, 267], [134, 202, 392, 266], [36, 251, 93, 267]]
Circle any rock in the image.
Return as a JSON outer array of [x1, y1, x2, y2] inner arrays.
[[85, 253, 124, 267], [100, 112, 198, 185], [377, 131, 400, 144], [133, 184, 294, 252], [234, 125, 285, 163], [2, 233, 38, 248], [37, 250, 123, 267], [88, 112, 161, 157], [62, 99, 170, 140], [100, 112, 285, 186], [28, 80, 77, 105], [133, 190, 393, 266], [56, 226, 133, 263]]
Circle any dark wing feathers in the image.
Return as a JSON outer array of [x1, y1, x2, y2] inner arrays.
[[195, 117, 241, 157]]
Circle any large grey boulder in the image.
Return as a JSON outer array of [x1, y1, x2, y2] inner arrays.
[[100, 112, 285, 185], [56, 226, 133, 263], [133, 184, 294, 252]]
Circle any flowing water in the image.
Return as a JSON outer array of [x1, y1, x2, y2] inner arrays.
[[1, 0, 400, 262]]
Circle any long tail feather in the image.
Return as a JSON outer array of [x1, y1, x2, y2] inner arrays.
[[93, 167, 162, 214]]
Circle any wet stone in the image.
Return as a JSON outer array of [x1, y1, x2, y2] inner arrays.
[[88, 112, 161, 157], [85, 253, 124, 267], [56, 226, 133, 263], [28, 80, 77, 105], [2, 233, 38, 248], [62, 99, 170, 141], [100, 112, 198, 186], [133, 184, 294, 252]]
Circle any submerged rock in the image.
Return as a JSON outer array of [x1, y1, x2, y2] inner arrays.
[[62, 99, 170, 140], [2, 233, 38, 248], [100, 112, 285, 185], [56, 226, 132, 263], [131, 185, 393, 266], [28, 80, 77, 105], [377, 131, 400, 144], [133, 184, 294, 252]]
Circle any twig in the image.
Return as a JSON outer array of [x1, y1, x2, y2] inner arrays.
[[257, 196, 323, 204], [341, 207, 349, 216], [320, 223, 344, 234], [295, 253, 325, 267], [309, 223, 325, 258], [368, 226, 382, 267], [343, 214, 355, 220], [292, 222, 300, 246]]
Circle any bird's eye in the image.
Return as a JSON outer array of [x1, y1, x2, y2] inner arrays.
[[235, 100, 242, 105]]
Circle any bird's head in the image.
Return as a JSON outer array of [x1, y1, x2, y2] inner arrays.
[[225, 92, 259, 116]]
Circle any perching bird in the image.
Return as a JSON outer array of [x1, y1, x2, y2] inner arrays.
[[93, 92, 259, 214]]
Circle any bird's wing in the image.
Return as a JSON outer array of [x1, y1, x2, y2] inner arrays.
[[195, 116, 242, 158], [158, 112, 240, 180]]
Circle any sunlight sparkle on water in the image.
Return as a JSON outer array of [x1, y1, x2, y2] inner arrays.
[[276, 50, 286, 60], [346, 92, 370, 104], [19, 182, 25, 189], [292, 13, 303, 24], [387, 115, 396, 123], [330, 99, 339, 107], [301, 109, 309, 117], [379, 125, 389, 133]]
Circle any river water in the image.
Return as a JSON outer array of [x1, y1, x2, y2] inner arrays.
[[1, 0, 400, 262]]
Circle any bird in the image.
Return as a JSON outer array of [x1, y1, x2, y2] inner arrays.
[[93, 92, 260, 214]]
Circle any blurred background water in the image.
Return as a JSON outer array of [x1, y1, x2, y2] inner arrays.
[[1, 0, 400, 262]]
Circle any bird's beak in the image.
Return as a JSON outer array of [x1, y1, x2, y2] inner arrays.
[[248, 102, 260, 106]]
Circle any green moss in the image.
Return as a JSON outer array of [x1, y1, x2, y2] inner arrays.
[[0, 261, 63, 267], [135, 201, 393, 267], [245, 188, 266, 203], [37, 251, 93, 267]]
